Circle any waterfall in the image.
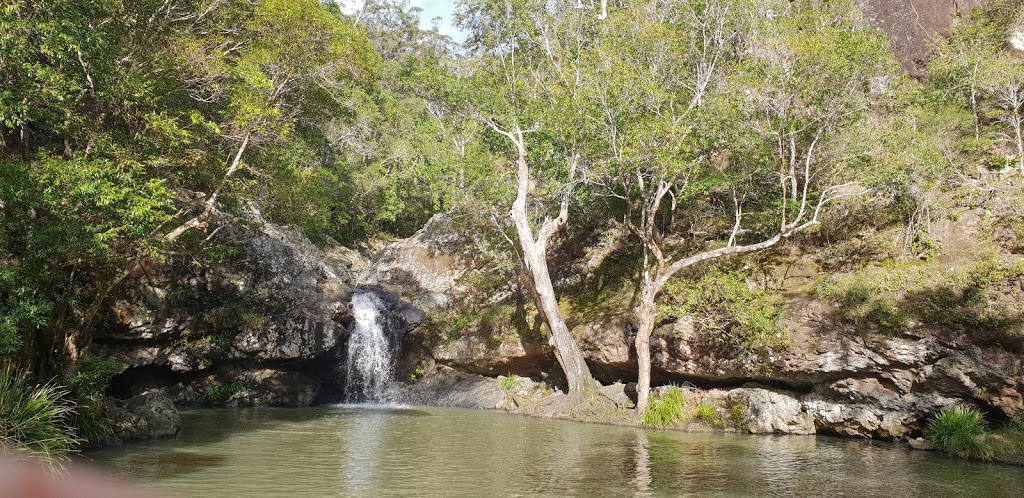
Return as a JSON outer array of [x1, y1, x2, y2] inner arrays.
[[344, 291, 398, 403]]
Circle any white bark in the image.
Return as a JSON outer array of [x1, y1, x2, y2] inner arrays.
[[165, 132, 251, 241], [489, 124, 595, 402], [632, 142, 864, 414]]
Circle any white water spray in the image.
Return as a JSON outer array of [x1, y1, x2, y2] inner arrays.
[[345, 291, 398, 403]]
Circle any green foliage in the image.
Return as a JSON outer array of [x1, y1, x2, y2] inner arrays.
[[821, 258, 1024, 336], [661, 268, 791, 373], [203, 381, 246, 403], [256, 1, 470, 244], [498, 375, 518, 391], [980, 412, 1024, 465], [726, 400, 750, 431], [408, 367, 426, 382], [0, 364, 81, 471], [0, 267, 50, 356], [66, 356, 120, 405], [65, 356, 121, 445], [447, 313, 474, 340], [926, 406, 994, 461], [439, 299, 542, 345], [920, 1, 1024, 183], [923, 406, 1024, 464], [642, 386, 687, 427], [0, 157, 174, 362]]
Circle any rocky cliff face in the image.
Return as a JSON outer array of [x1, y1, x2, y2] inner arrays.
[[395, 287, 1022, 440], [90, 202, 1022, 443], [91, 212, 357, 409], [372, 204, 1023, 441], [859, 0, 984, 75]]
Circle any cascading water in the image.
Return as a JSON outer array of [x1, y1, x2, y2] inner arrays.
[[344, 291, 398, 403]]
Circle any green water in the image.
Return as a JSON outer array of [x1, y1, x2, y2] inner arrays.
[[83, 406, 1024, 497]]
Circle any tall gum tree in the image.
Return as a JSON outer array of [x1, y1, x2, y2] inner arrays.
[[453, 0, 600, 405], [582, 0, 899, 413]]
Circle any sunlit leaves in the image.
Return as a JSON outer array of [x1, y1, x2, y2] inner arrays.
[[0, 159, 174, 357]]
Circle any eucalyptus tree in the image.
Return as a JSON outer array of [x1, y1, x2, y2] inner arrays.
[[928, 4, 1024, 173], [582, 0, 899, 413], [982, 58, 1024, 174], [453, 0, 601, 405]]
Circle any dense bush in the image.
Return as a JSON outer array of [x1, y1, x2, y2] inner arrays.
[[820, 258, 1024, 336], [661, 268, 790, 374], [0, 364, 81, 470], [65, 356, 121, 445]]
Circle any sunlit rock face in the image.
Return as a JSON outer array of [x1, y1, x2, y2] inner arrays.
[[857, 0, 984, 75], [355, 213, 478, 312], [378, 215, 1023, 441], [1010, 31, 1024, 52]]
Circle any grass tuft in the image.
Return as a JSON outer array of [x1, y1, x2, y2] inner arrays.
[[926, 406, 994, 460], [642, 386, 687, 427], [203, 380, 246, 403], [695, 403, 717, 424], [498, 375, 518, 391], [0, 364, 82, 471]]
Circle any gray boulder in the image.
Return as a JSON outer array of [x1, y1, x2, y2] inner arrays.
[[728, 388, 816, 435], [106, 391, 181, 441]]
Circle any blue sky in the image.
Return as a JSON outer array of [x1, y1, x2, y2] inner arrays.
[[338, 0, 466, 42], [411, 0, 464, 41]]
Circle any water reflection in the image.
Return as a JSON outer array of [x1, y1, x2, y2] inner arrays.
[[83, 407, 1024, 498], [338, 407, 387, 495], [632, 430, 652, 497]]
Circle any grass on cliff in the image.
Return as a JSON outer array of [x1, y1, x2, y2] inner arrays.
[[0, 364, 82, 471], [499, 375, 518, 391], [695, 403, 716, 424], [820, 257, 1024, 337], [926, 406, 1024, 464]]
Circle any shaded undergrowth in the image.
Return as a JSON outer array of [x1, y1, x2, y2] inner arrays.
[[820, 257, 1024, 339]]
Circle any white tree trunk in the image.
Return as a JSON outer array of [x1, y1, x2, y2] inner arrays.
[[633, 283, 658, 414], [501, 128, 595, 403]]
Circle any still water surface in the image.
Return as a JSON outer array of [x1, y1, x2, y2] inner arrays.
[[84, 406, 1024, 497]]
